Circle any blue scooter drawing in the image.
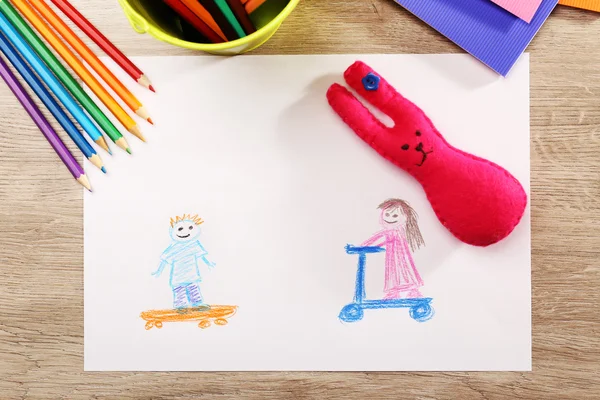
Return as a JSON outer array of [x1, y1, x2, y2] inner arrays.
[[339, 245, 434, 323]]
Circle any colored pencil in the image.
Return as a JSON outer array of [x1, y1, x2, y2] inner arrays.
[[0, 0, 124, 154], [0, 31, 105, 173], [0, 9, 120, 155], [49, 0, 154, 91], [163, 0, 224, 43], [214, 0, 246, 38], [11, 0, 145, 142], [199, 0, 240, 41], [225, 0, 257, 35], [28, 0, 153, 125], [180, 0, 227, 41], [0, 53, 91, 191], [245, 0, 267, 14]]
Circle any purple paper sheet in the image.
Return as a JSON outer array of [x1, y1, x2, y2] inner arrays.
[[393, 0, 558, 76]]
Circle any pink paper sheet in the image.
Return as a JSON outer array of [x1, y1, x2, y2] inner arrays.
[[491, 0, 544, 22]]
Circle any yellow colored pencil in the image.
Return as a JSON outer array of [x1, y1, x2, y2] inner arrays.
[[10, 0, 145, 142], [28, 0, 153, 125]]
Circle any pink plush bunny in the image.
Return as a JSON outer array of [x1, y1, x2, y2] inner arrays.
[[327, 61, 527, 246]]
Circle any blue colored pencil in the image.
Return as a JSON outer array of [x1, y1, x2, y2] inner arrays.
[[0, 10, 107, 151], [0, 53, 91, 191], [0, 31, 106, 173]]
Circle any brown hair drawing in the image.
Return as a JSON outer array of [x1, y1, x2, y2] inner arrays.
[[378, 198, 425, 252]]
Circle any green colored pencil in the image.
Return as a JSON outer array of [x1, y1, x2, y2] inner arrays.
[[0, 0, 131, 154]]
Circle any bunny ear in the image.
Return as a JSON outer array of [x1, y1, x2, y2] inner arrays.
[[327, 83, 390, 147], [343, 61, 421, 125]]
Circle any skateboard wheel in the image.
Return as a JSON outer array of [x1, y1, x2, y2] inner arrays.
[[145, 321, 154, 330], [198, 320, 211, 329], [214, 318, 228, 326], [156, 321, 163, 329]]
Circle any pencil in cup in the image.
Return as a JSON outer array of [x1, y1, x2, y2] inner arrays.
[[163, 0, 224, 43], [225, 0, 256, 35], [179, 0, 227, 41], [10, 0, 145, 143], [198, 0, 240, 41], [214, 0, 246, 38], [0, 8, 119, 155], [245, 0, 267, 14], [0, 31, 106, 173], [49, 0, 154, 91], [28, 0, 153, 125], [0, 53, 91, 191], [0, 0, 129, 154]]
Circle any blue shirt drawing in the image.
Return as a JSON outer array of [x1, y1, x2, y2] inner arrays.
[[159, 240, 208, 287]]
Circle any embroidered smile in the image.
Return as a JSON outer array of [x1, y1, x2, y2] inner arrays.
[[415, 143, 433, 167], [177, 234, 191, 238]]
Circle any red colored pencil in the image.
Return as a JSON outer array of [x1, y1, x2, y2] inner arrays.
[[226, 0, 256, 35], [162, 0, 224, 43], [49, 0, 155, 92]]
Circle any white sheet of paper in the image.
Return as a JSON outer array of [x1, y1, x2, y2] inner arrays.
[[84, 54, 531, 371]]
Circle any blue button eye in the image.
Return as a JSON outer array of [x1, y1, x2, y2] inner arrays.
[[362, 73, 380, 91]]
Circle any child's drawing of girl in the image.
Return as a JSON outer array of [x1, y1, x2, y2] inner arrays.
[[362, 199, 426, 299]]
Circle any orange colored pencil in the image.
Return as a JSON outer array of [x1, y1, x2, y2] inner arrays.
[[10, 0, 145, 142], [180, 0, 227, 42], [28, 0, 153, 125], [245, 0, 267, 14]]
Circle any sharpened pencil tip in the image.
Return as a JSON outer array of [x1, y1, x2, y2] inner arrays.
[[96, 137, 111, 154], [148, 117, 154, 125], [129, 125, 146, 142], [115, 137, 131, 154], [101, 166, 107, 174], [77, 175, 92, 191], [149, 85, 155, 93]]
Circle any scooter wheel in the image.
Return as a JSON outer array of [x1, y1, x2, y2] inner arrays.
[[409, 303, 434, 322], [339, 304, 364, 322]]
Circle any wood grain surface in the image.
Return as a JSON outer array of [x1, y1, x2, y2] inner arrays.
[[1, 0, 599, 398]]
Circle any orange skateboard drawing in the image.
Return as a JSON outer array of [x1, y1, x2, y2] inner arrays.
[[141, 305, 238, 330]]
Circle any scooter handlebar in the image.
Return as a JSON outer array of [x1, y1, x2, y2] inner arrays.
[[345, 244, 385, 254]]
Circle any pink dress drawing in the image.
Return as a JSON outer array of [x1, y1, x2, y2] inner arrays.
[[362, 199, 426, 299]]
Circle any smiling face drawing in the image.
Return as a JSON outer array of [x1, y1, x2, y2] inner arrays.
[[170, 221, 201, 242], [380, 206, 407, 228], [169, 214, 204, 243], [377, 198, 426, 252]]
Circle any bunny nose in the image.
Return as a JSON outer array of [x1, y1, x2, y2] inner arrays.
[[416, 143, 423, 151]]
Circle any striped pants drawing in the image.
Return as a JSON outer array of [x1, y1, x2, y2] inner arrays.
[[172, 281, 203, 309]]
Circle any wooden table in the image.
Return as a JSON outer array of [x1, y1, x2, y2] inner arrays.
[[1, 0, 599, 398]]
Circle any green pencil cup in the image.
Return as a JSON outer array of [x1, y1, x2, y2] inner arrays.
[[117, 0, 299, 55]]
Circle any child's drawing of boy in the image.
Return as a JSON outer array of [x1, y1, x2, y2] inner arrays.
[[153, 214, 215, 309]]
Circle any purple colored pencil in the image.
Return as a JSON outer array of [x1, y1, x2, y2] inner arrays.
[[0, 53, 91, 191]]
